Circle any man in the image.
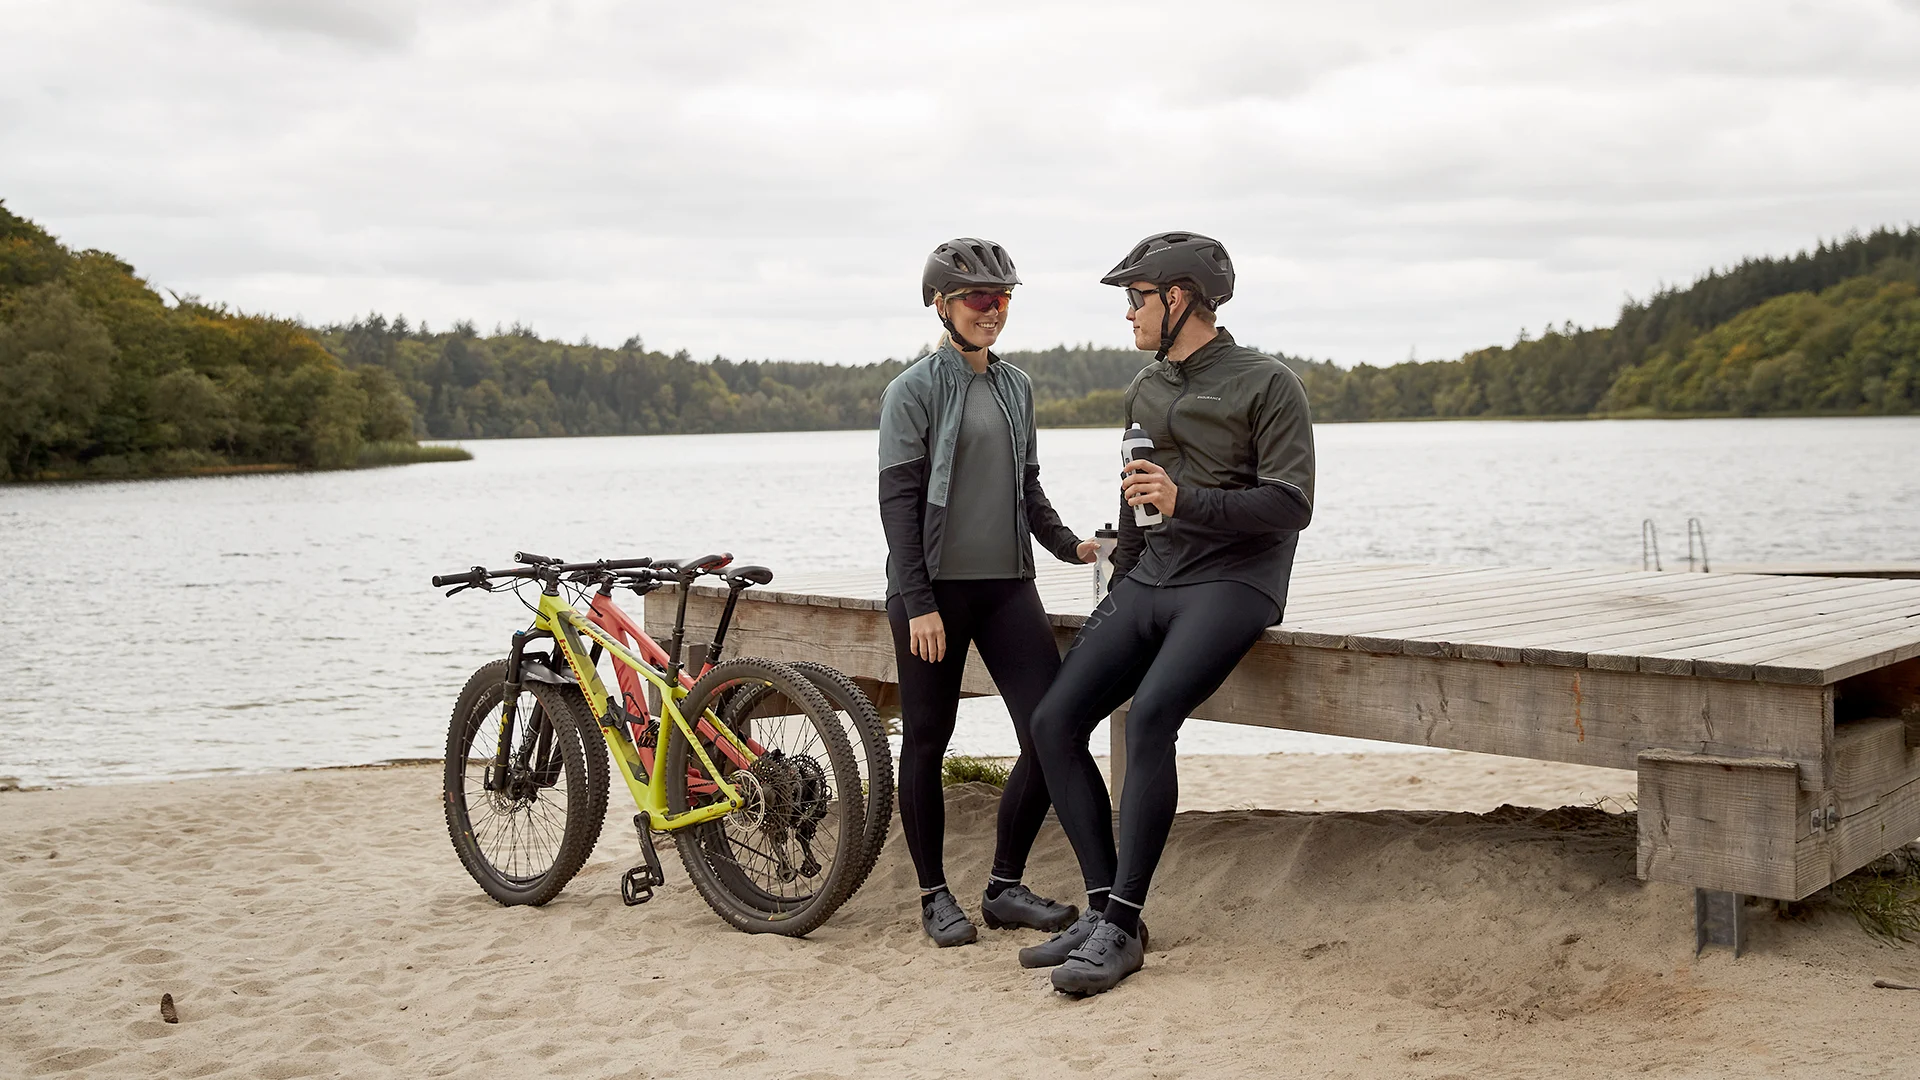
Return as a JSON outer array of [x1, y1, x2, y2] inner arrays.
[[1025, 231, 1316, 995]]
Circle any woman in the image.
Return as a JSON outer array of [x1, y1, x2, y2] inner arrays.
[[877, 237, 1100, 947]]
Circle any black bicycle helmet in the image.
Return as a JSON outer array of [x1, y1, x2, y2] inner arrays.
[[923, 237, 1019, 352], [1101, 231, 1234, 361]]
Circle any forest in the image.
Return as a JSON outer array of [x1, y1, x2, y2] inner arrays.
[[5, 195, 1915, 482], [0, 201, 457, 481], [322, 226, 1919, 437]]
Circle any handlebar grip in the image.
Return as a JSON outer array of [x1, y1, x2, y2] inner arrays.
[[432, 566, 487, 588], [430, 573, 459, 587], [514, 551, 560, 565], [601, 557, 653, 571]]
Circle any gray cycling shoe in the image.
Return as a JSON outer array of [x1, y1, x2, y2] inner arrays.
[[1050, 920, 1146, 996], [921, 890, 978, 947], [981, 885, 1079, 933]]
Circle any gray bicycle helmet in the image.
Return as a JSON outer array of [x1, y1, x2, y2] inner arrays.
[[1099, 231, 1234, 307], [923, 237, 1019, 352], [1101, 231, 1234, 361], [922, 237, 1020, 307]]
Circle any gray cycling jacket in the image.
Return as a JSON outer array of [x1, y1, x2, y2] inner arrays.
[[878, 343, 1083, 617]]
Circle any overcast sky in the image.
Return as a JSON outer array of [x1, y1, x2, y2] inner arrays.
[[5, 0, 1918, 366]]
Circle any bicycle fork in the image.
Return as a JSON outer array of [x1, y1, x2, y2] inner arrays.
[[486, 630, 532, 793]]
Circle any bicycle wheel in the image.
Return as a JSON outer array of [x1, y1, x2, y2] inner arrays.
[[722, 662, 893, 902], [444, 659, 609, 906], [664, 657, 861, 936]]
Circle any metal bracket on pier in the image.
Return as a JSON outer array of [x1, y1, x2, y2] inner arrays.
[[1694, 889, 1748, 957]]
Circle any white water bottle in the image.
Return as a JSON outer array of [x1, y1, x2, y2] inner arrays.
[[1122, 424, 1162, 527]]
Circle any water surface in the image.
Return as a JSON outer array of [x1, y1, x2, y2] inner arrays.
[[3, 417, 1916, 787]]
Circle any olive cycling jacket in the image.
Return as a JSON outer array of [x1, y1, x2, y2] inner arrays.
[[1112, 328, 1316, 613], [878, 343, 1084, 618]]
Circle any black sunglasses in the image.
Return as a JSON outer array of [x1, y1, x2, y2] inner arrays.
[[1125, 287, 1163, 312]]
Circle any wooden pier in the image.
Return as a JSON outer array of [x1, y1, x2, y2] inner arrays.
[[653, 562, 1920, 909]]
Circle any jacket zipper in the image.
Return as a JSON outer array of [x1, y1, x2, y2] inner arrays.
[[986, 371, 1031, 572]]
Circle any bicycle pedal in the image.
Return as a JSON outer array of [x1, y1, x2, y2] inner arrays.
[[620, 865, 656, 906]]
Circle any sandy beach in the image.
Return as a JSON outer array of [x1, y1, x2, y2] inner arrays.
[[4, 752, 1916, 1079]]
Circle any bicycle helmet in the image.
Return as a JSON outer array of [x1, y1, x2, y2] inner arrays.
[[923, 238, 1020, 352], [1101, 232, 1234, 361]]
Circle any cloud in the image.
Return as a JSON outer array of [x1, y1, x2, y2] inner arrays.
[[2, 0, 1917, 365], [171, 0, 420, 48]]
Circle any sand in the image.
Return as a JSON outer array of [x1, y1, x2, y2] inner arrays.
[[4, 752, 1916, 1079]]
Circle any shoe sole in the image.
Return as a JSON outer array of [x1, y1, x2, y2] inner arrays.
[[1051, 962, 1142, 996], [930, 927, 978, 947]]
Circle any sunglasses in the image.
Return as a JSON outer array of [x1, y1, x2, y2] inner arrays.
[[1125, 287, 1164, 311], [948, 290, 1011, 313]]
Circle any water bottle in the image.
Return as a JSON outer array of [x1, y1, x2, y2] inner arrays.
[[1093, 523, 1119, 597], [1121, 424, 1161, 527]]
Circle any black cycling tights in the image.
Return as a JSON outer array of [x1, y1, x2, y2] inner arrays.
[[1031, 578, 1279, 913], [886, 578, 1062, 892]]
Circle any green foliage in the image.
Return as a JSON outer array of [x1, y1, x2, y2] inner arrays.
[[941, 755, 1011, 788], [0, 200, 447, 481], [317, 321, 1164, 439], [1295, 228, 1920, 421], [1829, 846, 1920, 945], [355, 441, 473, 467]]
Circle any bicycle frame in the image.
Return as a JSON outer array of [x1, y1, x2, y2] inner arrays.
[[583, 589, 768, 782], [532, 589, 755, 831]]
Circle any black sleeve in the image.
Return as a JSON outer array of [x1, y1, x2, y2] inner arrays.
[[879, 458, 937, 617], [878, 378, 939, 618], [1177, 368, 1315, 534]]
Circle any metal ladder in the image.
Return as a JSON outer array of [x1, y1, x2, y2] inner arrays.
[[1641, 518, 1710, 572]]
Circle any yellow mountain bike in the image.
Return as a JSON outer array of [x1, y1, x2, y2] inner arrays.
[[433, 553, 866, 936]]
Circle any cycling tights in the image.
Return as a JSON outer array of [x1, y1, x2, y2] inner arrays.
[[1031, 577, 1280, 913], [886, 578, 1062, 892]]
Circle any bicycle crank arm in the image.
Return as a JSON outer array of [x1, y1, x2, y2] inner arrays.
[[621, 812, 668, 906]]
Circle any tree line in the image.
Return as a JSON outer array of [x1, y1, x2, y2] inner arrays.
[[0, 201, 446, 481], [7, 193, 1914, 483]]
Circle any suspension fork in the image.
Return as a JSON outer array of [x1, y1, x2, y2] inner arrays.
[[490, 629, 532, 792]]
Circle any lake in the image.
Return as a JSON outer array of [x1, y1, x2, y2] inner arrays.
[[3, 416, 1917, 787]]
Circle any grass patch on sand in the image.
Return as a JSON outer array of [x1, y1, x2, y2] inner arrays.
[[1831, 846, 1920, 945], [942, 755, 1010, 788], [356, 441, 473, 467]]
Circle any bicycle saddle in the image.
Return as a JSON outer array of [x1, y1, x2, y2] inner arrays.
[[724, 565, 773, 587], [653, 553, 732, 575]]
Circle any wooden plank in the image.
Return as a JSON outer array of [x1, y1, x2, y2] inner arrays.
[[1832, 718, 1920, 817], [1440, 575, 1886, 658], [1577, 587, 1920, 677], [1823, 769, 1920, 884], [1636, 751, 1811, 899], [1182, 645, 1831, 785], [1329, 572, 1804, 660], [1714, 563, 1920, 580]]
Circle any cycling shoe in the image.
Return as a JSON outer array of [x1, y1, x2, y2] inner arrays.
[[981, 884, 1078, 932], [921, 890, 978, 947], [1050, 920, 1145, 996]]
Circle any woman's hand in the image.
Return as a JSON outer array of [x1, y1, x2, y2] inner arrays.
[[908, 612, 946, 663], [1076, 539, 1101, 564], [1123, 459, 1177, 518]]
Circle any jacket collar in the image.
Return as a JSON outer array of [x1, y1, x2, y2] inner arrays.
[[932, 340, 1000, 376], [1161, 327, 1234, 379]]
